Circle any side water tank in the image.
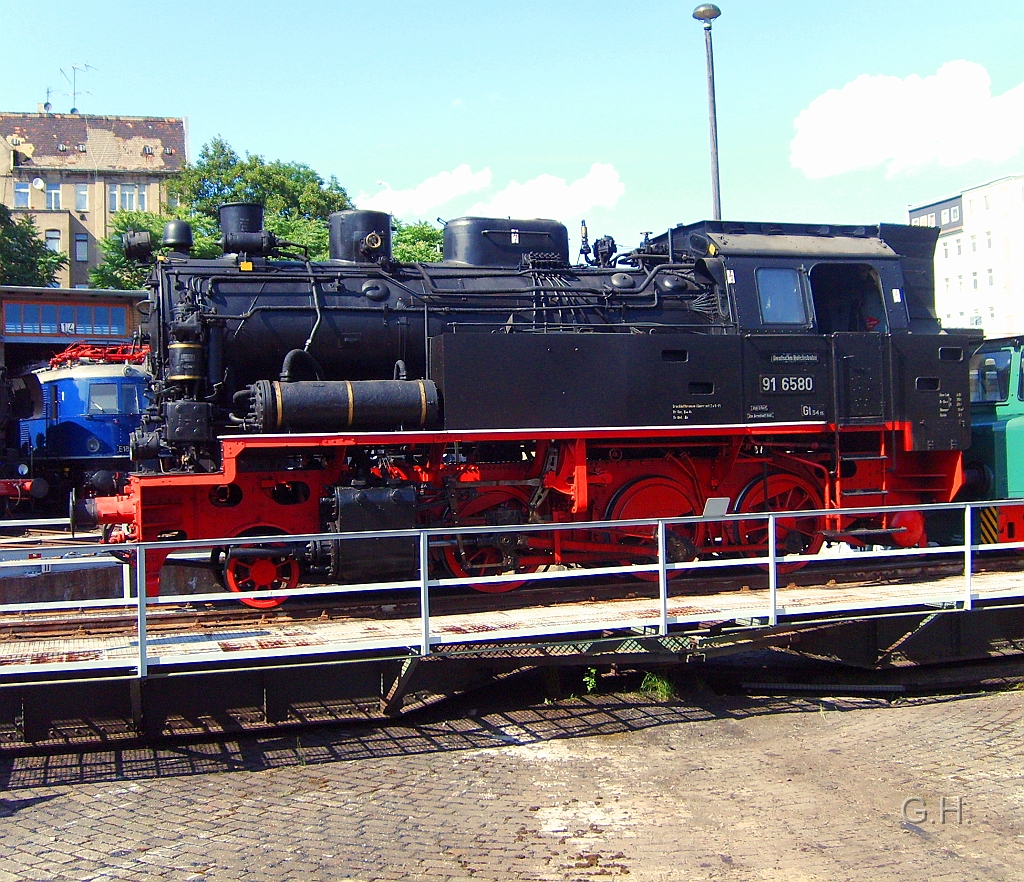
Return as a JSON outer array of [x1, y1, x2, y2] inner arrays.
[[328, 210, 393, 263], [442, 217, 569, 267]]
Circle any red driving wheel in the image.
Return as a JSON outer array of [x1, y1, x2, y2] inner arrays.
[[606, 476, 704, 579], [443, 488, 536, 593], [222, 528, 301, 609], [733, 472, 825, 573]]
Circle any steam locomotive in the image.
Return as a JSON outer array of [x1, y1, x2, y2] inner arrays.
[[78, 203, 975, 606]]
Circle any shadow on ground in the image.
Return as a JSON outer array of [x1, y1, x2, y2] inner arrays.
[[0, 668, 979, 792]]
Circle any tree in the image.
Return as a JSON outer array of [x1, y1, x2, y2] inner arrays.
[[91, 137, 354, 287], [168, 137, 351, 225], [0, 205, 68, 286], [393, 220, 443, 262], [89, 211, 221, 290]]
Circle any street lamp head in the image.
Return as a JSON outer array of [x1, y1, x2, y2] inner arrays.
[[692, 3, 721, 24]]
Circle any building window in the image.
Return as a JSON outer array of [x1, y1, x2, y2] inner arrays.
[[14, 182, 30, 208], [108, 183, 148, 213], [44, 230, 61, 252], [45, 183, 61, 210], [956, 238, 962, 256], [941, 208, 950, 224], [970, 314, 983, 327], [3, 302, 128, 338], [958, 275, 963, 292], [951, 206, 960, 222], [944, 277, 950, 293], [942, 241, 948, 259], [75, 184, 89, 212], [968, 199, 974, 214], [972, 272, 978, 289], [927, 213, 936, 226], [75, 234, 88, 262], [971, 235, 977, 252], [987, 231, 992, 248], [988, 269, 994, 286], [985, 194, 991, 210]]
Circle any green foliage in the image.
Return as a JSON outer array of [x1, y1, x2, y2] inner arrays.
[[91, 136, 351, 287], [88, 211, 220, 290], [639, 671, 675, 701], [265, 214, 331, 261], [0, 205, 68, 286], [393, 220, 443, 263], [583, 667, 598, 695], [168, 137, 351, 223]]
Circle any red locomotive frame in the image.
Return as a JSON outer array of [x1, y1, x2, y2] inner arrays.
[[90, 419, 962, 606]]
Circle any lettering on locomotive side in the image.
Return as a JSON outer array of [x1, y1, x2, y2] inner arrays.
[[746, 404, 776, 420], [801, 404, 827, 419], [770, 352, 820, 365], [938, 391, 953, 418], [672, 402, 724, 421], [760, 375, 816, 394]]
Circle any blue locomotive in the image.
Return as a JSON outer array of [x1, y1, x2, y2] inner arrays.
[[17, 343, 150, 505]]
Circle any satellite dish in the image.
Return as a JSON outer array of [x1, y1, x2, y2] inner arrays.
[[31, 178, 45, 190]]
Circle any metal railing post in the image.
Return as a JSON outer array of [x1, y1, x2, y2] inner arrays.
[[122, 557, 132, 600], [135, 545, 148, 677], [419, 531, 431, 655], [768, 514, 778, 626], [657, 520, 669, 635], [963, 503, 973, 611]]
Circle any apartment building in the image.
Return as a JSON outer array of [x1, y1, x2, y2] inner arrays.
[[909, 175, 1024, 337], [0, 111, 186, 288]]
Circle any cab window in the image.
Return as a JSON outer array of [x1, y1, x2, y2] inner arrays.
[[969, 350, 1012, 403], [88, 383, 120, 414], [755, 267, 808, 325], [122, 384, 141, 415]]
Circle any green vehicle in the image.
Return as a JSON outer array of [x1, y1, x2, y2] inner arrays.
[[962, 337, 1024, 543]]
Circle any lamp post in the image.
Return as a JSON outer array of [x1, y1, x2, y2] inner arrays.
[[693, 3, 722, 220]]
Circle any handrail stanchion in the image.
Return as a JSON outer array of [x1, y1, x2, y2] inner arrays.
[[657, 520, 669, 636], [768, 514, 778, 626], [419, 531, 431, 656], [963, 502, 973, 611], [135, 544, 148, 678], [122, 557, 132, 601]]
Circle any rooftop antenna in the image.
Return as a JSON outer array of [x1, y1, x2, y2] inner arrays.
[[43, 86, 55, 113], [59, 63, 97, 113]]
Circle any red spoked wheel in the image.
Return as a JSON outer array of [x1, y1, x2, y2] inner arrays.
[[220, 528, 301, 609], [733, 472, 825, 573], [443, 488, 537, 593], [606, 476, 705, 580]]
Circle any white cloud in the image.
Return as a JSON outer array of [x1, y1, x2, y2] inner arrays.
[[464, 163, 625, 221], [790, 61, 1024, 179], [356, 164, 492, 215]]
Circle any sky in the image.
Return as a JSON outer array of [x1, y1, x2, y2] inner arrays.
[[3, 0, 1023, 255]]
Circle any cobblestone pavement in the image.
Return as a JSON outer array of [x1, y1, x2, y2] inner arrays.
[[1, 680, 1022, 881]]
